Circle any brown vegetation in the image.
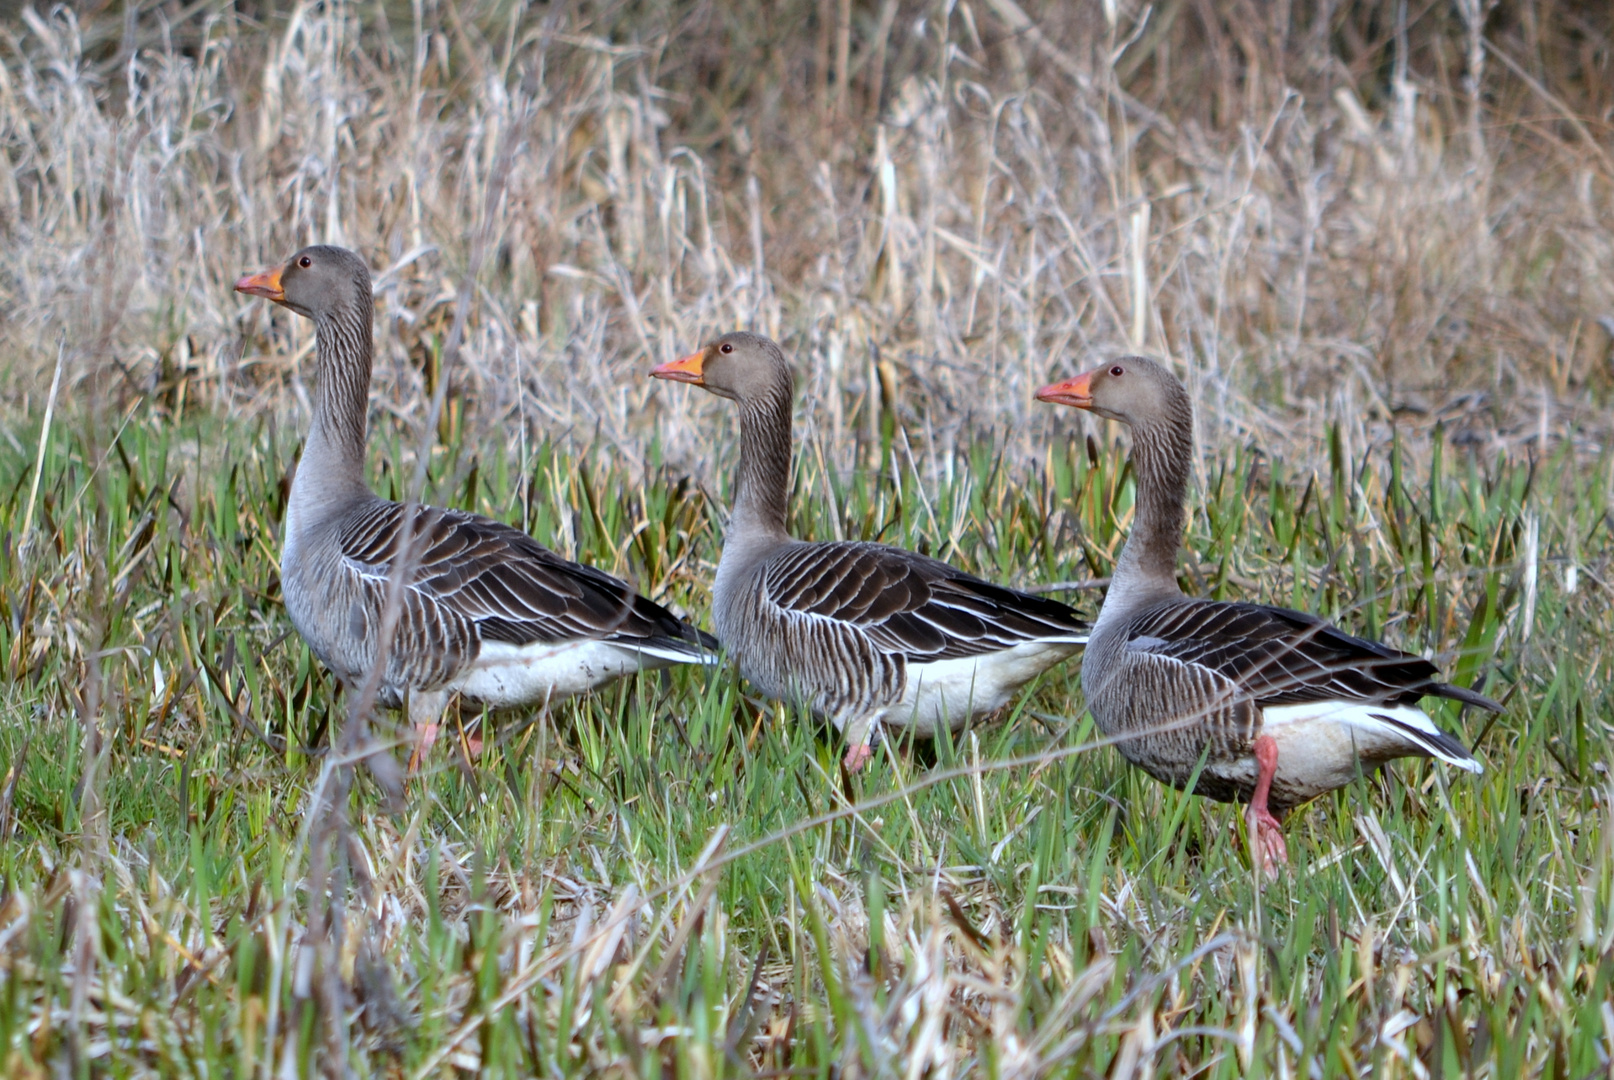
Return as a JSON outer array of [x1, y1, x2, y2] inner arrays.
[[1, 0, 1609, 468]]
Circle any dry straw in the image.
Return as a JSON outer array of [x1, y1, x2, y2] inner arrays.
[[1, 1, 1608, 482]]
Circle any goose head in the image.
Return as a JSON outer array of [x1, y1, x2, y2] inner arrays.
[[236, 245, 372, 322], [649, 331, 793, 405], [1035, 355, 1191, 430]]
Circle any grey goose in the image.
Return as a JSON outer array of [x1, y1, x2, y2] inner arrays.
[[236, 245, 715, 763], [1035, 356, 1497, 877], [650, 332, 1090, 772]]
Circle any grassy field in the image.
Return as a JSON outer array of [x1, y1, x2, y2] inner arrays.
[[2, 0, 1613, 1076], [4, 401, 1608, 1077]]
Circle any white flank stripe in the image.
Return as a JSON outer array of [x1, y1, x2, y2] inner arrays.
[[881, 639, 1082, 736], [1263, 700, 1482, 773], [452, 639, 701, 706]]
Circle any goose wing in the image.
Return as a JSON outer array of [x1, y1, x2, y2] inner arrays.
[[337, 501, 714, 656], [1121, 600, 1499, 711], [759, 541, 1089, 662]]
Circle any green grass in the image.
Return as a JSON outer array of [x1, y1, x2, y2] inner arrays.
[[0, 394, 1604, 1077]]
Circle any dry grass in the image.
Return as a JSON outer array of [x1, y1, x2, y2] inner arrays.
[[1, 0, 1612, 1075], [2, 0, 1610, 464]]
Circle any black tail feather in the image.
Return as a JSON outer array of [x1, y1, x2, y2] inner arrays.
[[1429, 680, 1503, 713]]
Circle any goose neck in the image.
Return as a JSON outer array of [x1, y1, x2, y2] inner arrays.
[[728, 387, 794, 546], [293, 303, 374, 519], [1104, 416, 1191, 614]]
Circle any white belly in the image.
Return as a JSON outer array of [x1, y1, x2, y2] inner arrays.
[[449, 639, 673, 706], [875, 641, 1081, 735]]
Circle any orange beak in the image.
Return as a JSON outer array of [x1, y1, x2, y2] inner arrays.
[[234, 265, 285, 303], [1034, 371, 1095, 410], [650, 349, 707, 385]]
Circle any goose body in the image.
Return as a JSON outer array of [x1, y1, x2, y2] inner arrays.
[[1081, 597, 1488, 809], [715, 537, 1090, 744], [1036, 357, 1497, 875], [652, 332, 1089, 770], [237, 246, 714, 757]]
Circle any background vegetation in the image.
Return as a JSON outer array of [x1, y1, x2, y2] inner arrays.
[[1, 0, 1612, 1074]]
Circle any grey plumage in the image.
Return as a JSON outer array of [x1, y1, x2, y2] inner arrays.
[[717, 537, 1093, 739], [293, 498, 716, 708], [1081, 599, 1490, 810], [653, 332, 1090, 769], [1037, 356, 1499, 822], [236, 245, 715, 752]]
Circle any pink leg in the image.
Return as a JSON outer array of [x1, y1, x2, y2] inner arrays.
[[406, 690, 451, 775], [1246, 735, 1288, 880], [407, 721, 440, 775], [843, 741, 875, 773]]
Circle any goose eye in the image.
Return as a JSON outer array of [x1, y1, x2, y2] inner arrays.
[[299, 256, 312, 268], [1109, 365, 1124, 377], [719, 343, 733, 354]]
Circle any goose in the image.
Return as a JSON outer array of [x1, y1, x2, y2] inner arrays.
[[1035, 356, 1498, 877], [235, 245, 715, 765], [650, 331, 1090, 771]]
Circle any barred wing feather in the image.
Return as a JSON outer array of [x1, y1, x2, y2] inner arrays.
[[1124, 600, 1499, 711], [759, 541, 1089, 663], [336, 502, 713, 654]]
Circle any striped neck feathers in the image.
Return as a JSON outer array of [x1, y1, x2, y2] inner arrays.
[[730, 377, 795, 546], [1105, 409, 1193, 614], [298, 295, 375, 505]]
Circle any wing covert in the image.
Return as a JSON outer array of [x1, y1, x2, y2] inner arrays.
[[337, 502, 709, 651], [1123, 600, 1450, 706], [757, 541, 1088, 663]]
